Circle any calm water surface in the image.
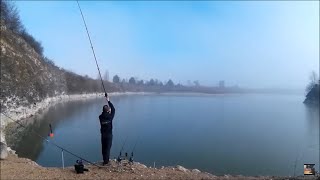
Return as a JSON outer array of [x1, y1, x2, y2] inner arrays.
[[12, 94, 319, 176]]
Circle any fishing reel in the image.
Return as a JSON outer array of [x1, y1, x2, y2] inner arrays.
[[74, 160, 89, 174], [117, 151, 135, 164], [117, 137, 138, 164], [116, 151, 129, 163], [129, 152, 134, 163]]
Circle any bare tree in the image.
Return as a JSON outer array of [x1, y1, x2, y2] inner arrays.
[[306, 71, 319, 93], [129, 77, 136, 84], [1, 1, 43, 55], [166, 79, 174, 87], [148, 79, 155, 86], [0, 1, 23, 33], [112, 75, 120, 83], [194, 80, 200, 86], [310, 71, 318, 84], [137, 80, 144, 85]]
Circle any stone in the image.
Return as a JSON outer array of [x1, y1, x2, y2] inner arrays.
[[192, 169, 201, 173], [224, 175, 231, 179], [7, 147, 16, 155], [0, 126, 6, 142], [176, 165, 188, 172], [0, 141, 8, 160], [28, 161, 39, 166]]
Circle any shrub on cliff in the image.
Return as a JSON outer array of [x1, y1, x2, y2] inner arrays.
[[0, 0, 43, 56]]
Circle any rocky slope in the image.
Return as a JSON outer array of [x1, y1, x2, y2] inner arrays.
[[0, 27, 119, 114], [1, 28, 67, 111]]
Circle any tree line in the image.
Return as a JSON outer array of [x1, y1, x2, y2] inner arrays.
[[112, 75, 175, 87], [304, 71, 319, 105]]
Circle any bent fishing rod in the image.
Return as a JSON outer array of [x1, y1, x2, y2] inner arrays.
[[1, 113, 101, 168], [77, 1, 138, 164], [76, 0, 107, 97]]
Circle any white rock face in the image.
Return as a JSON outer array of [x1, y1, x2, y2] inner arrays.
[[0, 142, 8, 160], [176, 165, 188, 172], [192, 169, 201, 173], [7, 147, 16, 155]]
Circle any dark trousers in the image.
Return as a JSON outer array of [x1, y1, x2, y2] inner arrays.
[[101, 132, 113, 163]]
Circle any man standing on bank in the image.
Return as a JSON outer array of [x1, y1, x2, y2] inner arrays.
[[99, 93, 115, 165]]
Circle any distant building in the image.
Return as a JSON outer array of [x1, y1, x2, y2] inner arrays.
[[219, 81, 225, 88]]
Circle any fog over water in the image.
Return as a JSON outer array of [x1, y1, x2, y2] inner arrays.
[[12, 94, 319, 176]]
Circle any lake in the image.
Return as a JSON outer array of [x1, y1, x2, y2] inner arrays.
[[10, 93, 319, 176]]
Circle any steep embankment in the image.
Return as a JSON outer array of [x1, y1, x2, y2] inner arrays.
[[0, 28, 120, 111], [1, 29, 68, 111]]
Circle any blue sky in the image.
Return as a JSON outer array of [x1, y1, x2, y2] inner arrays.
[[15, 1, 319, 89]]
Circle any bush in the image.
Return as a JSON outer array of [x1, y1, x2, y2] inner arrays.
[[20, 29, 44, 55], [0, 0, 23, 33]]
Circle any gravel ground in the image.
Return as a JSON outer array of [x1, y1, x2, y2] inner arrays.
[[1, 155, 319, 180]]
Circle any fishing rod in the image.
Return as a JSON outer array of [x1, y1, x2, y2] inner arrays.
[[1, 113, 101, 168], [76, 0, 107, 97], [129, 137, 139, 163], [117, 136, 128, 162]]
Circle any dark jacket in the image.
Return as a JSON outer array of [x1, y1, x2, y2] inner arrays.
[[99, 101, 115, 134]]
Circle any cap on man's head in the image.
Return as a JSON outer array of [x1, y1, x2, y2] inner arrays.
[[103, 105, 111, 112]]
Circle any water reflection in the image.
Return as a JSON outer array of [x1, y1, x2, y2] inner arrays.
[[304, 104, 319, 135], [10, 98, 101, 160], [304, 104, 320, 172]]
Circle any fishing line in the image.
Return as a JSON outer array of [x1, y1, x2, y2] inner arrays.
[[116, 135, 129, 162], [131, 137, 139, 154], [129, 136, 139, 163], [119, 135, 128, 156]]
